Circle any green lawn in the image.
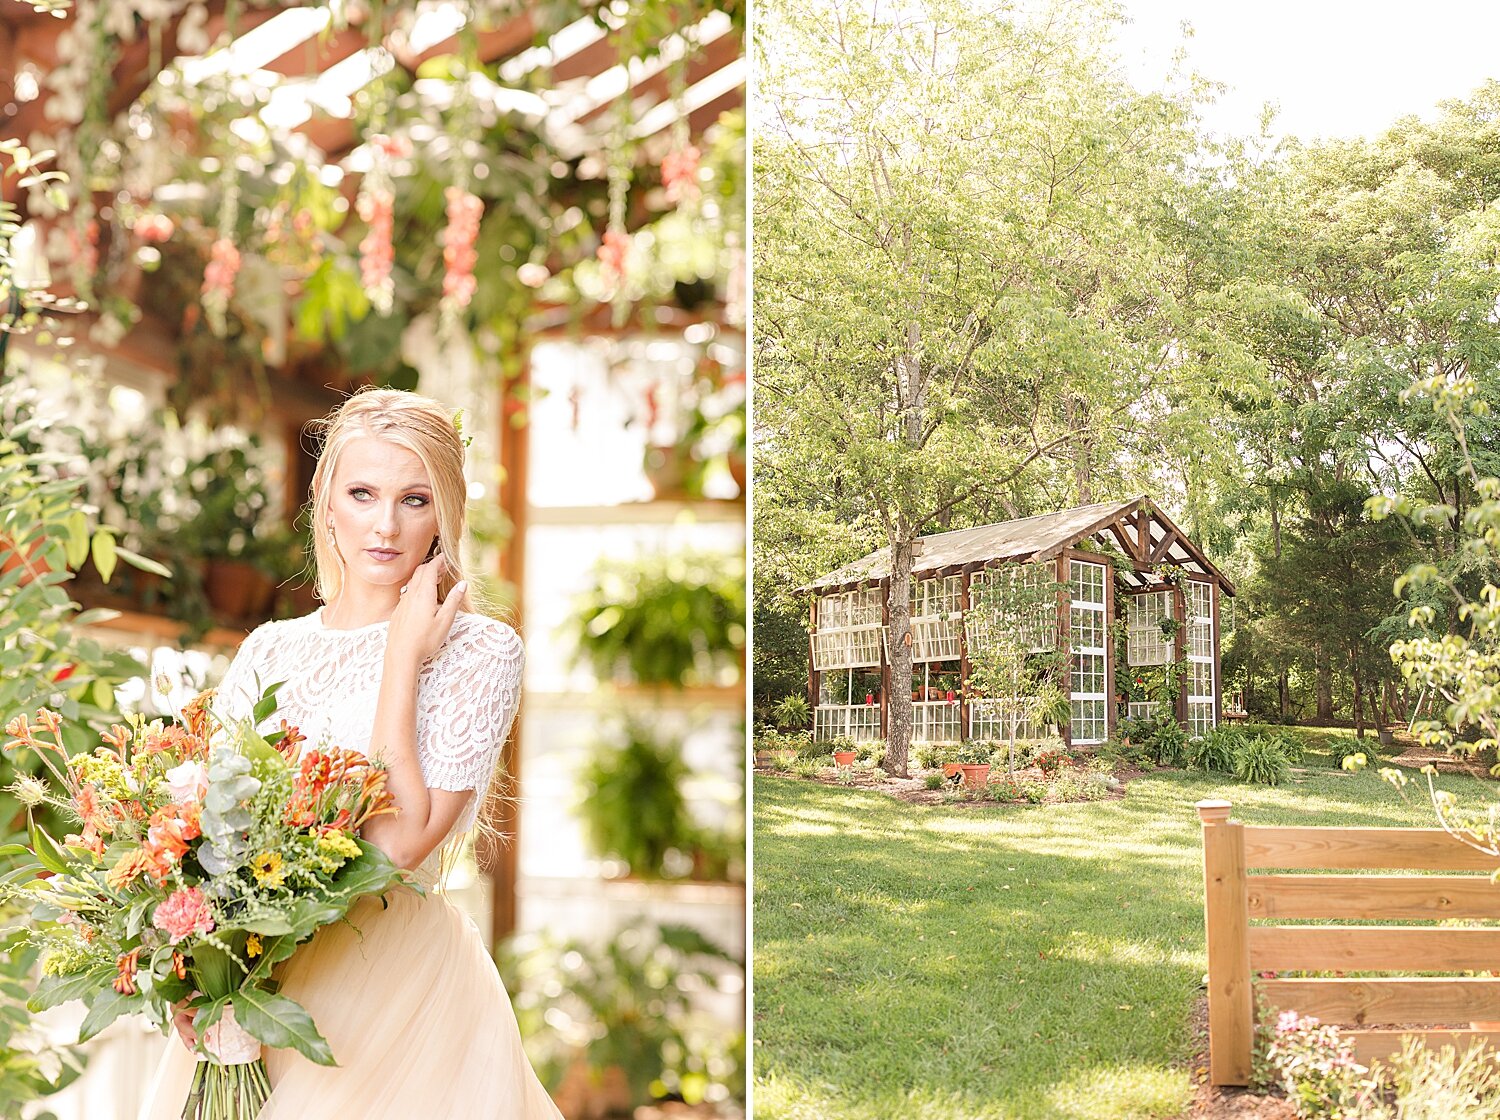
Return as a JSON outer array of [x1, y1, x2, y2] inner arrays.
[[752, 739, 1494, 1120]]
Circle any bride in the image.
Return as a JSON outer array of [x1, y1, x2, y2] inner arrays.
[[139, 388, 563, 1118]]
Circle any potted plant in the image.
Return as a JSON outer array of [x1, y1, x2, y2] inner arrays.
[[958, 742, 993, 789], [829, 737, 857, 766], [771, 694, 811, 731], [570, 550, 746, 688], [179, 441, 280, 623], [577, 723, 701, 880]]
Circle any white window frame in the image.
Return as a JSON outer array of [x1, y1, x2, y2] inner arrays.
[[1185, 579, 1215, 735], [1069, 559, 1109, 745]]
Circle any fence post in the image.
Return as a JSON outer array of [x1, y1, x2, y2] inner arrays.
[[1199, 799, 1252, 1085]]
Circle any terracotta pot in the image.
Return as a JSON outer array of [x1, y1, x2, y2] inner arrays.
[[833, 750, 857, 766], [205, 559, 275, 622], [943, 762, 963, 778], [959, 763, 991, 790]]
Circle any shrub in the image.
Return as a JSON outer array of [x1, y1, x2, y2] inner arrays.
[[986, 779, 1023, 802], [1019, 780, 1049, 804], [1146, 717, 1190, 768], [923, 773, 944, 790], [1049, 769, 1110, 802], [1189, 727, 1244, 774], [1234, 737, 1290, 786], [771, 694, 811, 730], [791, 760, 822, 779], [824, 736, 857, 757], [1032, 747, 1071, 776], [958, 742, 997, 766], [1263, 1012, 1374, 1118], [1328, 736, 1369, 769], [855, 740, 886, 767]]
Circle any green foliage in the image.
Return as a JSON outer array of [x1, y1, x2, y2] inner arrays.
[[1328, 736, 1370, 769], [770, 694, 810, 731], [957, 742, 996, 767], [570, 550, 746, 688], [1233, 737, 1291, 786], [577, 726, 696, 880], [501, 922, 744, 1112], [0, 921, 85, 1117], [1188, 727, 1244, 774], [923, 773, 944, 790]]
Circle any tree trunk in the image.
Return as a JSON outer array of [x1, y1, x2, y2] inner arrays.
[[884, 535, 915, 777], [1067, 394, 1093, 504], [1277, 671, 1289, 722], [1315, 645, 1334, 722], [1351, 660, 1365, 740]]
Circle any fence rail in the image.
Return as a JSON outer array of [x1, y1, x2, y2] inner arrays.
[[1198, 799, 1500, 1085]]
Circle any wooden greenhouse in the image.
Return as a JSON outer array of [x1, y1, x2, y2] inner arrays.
[[801, 497, 1236, 748]]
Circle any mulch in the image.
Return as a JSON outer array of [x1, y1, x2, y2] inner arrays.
[[1178, 998, 1296, 1119]]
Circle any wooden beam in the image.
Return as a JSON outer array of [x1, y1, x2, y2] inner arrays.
[[1149, 528, 1180, 565], [1056, 553, 1071, 750], [1242, 827, 1500, 872], [483, 350, 531, 945]]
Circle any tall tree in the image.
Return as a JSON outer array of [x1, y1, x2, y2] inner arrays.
[[755, 0, 1210, 773]]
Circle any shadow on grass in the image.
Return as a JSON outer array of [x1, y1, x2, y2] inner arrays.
[[752, 767, 1467, 1120]]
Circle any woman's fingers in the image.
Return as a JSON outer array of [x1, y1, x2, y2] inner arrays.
[[439, 579, 467, 631]]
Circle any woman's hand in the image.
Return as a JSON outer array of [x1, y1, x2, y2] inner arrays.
[[386, 556, 466, 669], [172, 999, 198, 1051]]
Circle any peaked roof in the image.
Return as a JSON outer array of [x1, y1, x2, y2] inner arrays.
[[801, 496, 1235, 595]]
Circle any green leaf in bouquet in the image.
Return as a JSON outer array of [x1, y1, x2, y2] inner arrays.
[[238, 727, 282, 769], [77, 986, 139, 1042], [27, 819, 70, 876], [28, 967, 112, 1013], [191, 994, 227, 1038], [250, 681, 285, 727], [188, 943, 239, 1001], [328, 841, 405, 902], [231, 916, 295, 936], [281, 897, 347, 941], [232, 987, 335, 1066], [124, 896, 153, 939]]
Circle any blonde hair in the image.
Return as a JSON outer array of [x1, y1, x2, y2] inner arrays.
[[304, 388, 514, 851], [306, 387, 474, 608]]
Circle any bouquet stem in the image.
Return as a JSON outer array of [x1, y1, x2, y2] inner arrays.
[[181, 1055, 271, 1119]]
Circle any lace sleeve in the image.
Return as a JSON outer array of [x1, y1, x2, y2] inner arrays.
[[415, 616, 524, 808]]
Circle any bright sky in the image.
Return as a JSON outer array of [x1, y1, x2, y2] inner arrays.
[[1113, 1, 1500, 144]]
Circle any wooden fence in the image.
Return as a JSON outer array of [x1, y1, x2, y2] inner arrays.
[[1198, 798, 1500, 1085]]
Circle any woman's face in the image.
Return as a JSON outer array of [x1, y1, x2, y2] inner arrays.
[[326, 436, 440, 593]]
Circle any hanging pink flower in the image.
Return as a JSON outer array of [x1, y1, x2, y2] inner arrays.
[[357, 187, 395, 314], [440, 187, 483, 310], [661, 145, 701, 204], [152, 885, 215, 945], [597, 229, 630, 283], [200, 237, 241, 303], [133, 213, 174, 243], [371, 134, 413, 160]]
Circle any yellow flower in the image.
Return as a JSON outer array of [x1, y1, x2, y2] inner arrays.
[[316, 830, 361, 862], [246, 934, 262, 959], [251, 852, 285, 889]]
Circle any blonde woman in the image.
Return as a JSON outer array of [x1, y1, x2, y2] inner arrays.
[[140, 389, 563, 1118]]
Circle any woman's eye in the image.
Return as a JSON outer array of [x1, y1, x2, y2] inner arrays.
[[403, 495, 429, 507], [348, 488, 371, 500]]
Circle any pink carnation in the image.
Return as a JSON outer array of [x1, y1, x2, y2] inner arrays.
[[152, 886, 214, 944]]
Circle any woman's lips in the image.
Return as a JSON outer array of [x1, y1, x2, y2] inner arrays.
[[365, 548, 401, 561]]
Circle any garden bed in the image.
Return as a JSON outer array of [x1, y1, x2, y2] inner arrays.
[[753, 755, 1134, 806]]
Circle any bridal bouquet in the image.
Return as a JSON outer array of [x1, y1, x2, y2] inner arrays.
[[0, 688, 408, 1119]]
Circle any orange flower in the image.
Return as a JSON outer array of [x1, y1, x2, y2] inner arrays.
[[172, 950, 187, 980], [182, 689, 216, 740], [114, 949, 141, 996], [141, 724, 200, 758], [3, 713, 32, 742], [74, 784, 101, 827], [34, 708, 62, 735], [105, 849, 154, 890], [64, 824, 105, 857], [102, 725, 131, 754], [299, 751, 332, 789], [276, 721, 306, 759]]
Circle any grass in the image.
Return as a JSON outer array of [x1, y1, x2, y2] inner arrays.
[[752, 733, 1497, 1120]]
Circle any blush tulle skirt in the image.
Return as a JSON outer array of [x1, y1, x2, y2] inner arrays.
[[137, 887, 564, 1119]]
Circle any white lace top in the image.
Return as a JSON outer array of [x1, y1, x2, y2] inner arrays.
[[212, 608, 524, 836]]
